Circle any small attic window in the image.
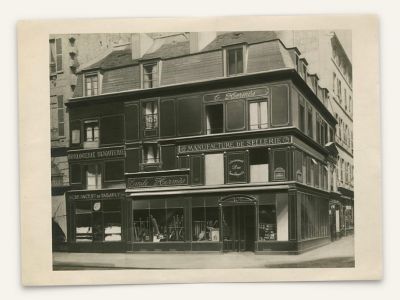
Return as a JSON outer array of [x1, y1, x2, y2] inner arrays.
[[142, 62, 159, 89], [85, 73, 99, 96], [225, 45, 246, 76]]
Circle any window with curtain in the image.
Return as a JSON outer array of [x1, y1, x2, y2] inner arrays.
[[85, 164, 102, 190], [143, 101, 159, 130], [143, 144, 160, 164], [84, 120, 99, 143], [142, 62, 159, 88], [249, 100, 268, 130]]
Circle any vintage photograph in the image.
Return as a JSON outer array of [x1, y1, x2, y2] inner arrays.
[[49, 30, 355, 270]]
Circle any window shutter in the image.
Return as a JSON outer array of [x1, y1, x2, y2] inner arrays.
[[55, 38, 63, 72]]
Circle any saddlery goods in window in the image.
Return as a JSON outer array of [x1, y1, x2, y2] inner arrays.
[[132, 208, 185, 242]]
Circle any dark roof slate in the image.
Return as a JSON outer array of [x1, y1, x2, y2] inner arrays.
[[82, 31, 279, 71], [202, 31, 278, 51], [82, 49, 137, 71]]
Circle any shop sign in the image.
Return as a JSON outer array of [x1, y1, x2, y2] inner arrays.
[[127, 175, 189, 189], [274, 167, 286, 180], [178, 136, 291, 154], [204, 87, 269, 102], [68, 190, 124, 201], [67, 146, 125, 161], [228, 159, 245, 177]]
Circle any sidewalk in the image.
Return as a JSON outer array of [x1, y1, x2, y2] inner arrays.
[[53, 235, 354, 269]]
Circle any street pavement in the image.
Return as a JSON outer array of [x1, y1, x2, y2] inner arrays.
[[53, 235, 354, 270]]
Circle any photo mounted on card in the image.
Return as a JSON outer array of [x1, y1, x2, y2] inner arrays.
[[17, 15, 382, 285]]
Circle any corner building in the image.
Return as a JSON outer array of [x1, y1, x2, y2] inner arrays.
[[65, 32, 338, 253]]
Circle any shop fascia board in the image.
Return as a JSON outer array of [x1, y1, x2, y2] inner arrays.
[[127, 182, 291, 196]]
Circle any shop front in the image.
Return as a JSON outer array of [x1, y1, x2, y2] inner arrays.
[[126, 187, 329, 254], [66, 189, 126, 252]]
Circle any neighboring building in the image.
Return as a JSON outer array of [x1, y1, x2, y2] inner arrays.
[[64, 32, 340, 254], [50, 33, 131, 247], [278, 31, 354, 238]]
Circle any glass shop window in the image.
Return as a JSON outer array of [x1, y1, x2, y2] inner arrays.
[[249, 148, 269, 183], [83, 120, 99, 148], [142, 101, 158, 130], [85, 164, 102, 190], [258, 205, 277, 241], [294, 150, 303, 182], [205, 104, 224, 134], [142, 62, 159, 89], [75, 200, 121, 242], [249, 100, 268, 130], [226, 47, 244, 76], [85, 74, 98, 96], [132, 205, 185, 242], [192, 206, 219, 242], [143, 144, 160, 164]]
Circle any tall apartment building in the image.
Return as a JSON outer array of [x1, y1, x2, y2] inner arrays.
[[279, 30, 354, 238], [62, 32, 341, 254], [50, 33, 131, 245]]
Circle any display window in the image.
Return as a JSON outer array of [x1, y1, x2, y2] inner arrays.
[[132, 200, 185, 243], [192, 206, 219, 242], [258, 205, 277, 241], [74, 199, 122, 242]]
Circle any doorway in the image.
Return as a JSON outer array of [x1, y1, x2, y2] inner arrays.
[[220, 195, 256, 252]]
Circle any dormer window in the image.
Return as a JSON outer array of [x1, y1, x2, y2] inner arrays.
[[225, 45, 245, 76], [142, 62, 159, 89], [85, 73, 99, 96]]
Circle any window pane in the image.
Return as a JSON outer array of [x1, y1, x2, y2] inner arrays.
[[75, 213, 92, 242], [132, 209, 151, 242], [192, 207, 206, 241], [104, 161, 124, 181], [228, 49, 236, 75], [271, 85, 289, 126], [150, 209, 167, 242], [236, 49, 243, 73], [104, 212, 121, 241], [249, 102, 258, 129], [166, 208, 184, 241], [260, 101, 268, 128], [258, 205, 277, 240]]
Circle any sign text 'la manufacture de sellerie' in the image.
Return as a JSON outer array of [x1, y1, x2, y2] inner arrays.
[[178, 136, 291, 154]]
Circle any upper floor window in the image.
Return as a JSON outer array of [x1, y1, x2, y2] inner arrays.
[[143, 144, 160, 164], [143, 101, 159, 130], [142, 62, 159, 89], [226, 46, 245, 76], [57, 96, 65, 137], [307, 105, 313, 138], [85, 74, 99, 96], [332, 72, 337, 94], [337, 79, 342, 102], [49, 38, 62, 74], [85, 164, 102, 190], [83, 120, 99, 148], [249, 100, 268, 130], [206, 103, 224, 134]]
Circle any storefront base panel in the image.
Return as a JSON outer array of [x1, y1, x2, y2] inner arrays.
[[255, 241, 298, 254], [129, 242, 192, 252], [191, 242, 222, 252], [297, 237, 331, 253], [67, 242, 126, 253], [255, 237, 331, 254]]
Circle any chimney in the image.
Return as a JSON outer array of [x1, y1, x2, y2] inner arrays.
[[131, 33, 154, 60], [189, 32, 217, 54]]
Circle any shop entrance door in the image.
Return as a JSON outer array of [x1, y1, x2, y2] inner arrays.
[[220, 195, 256, 252]]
